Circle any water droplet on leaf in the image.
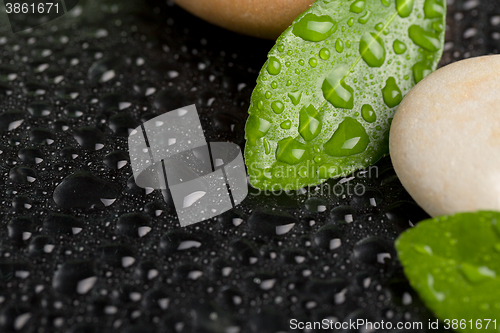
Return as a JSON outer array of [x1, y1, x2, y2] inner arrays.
[[409, 25, 440, 52], [396, 0, 414, 17], [350, 0, 366, 13], [292, 13, 338, 42], [382, 77, 402, 107], [276, 137, 307, 165], [324, 117, 369, 156], [393, 39, 407, 54], [361, 104, 376, 123], [322, 65, 354, 109], [298, 105, 322, 141], [267, 56, 281, 75], [360, 32, 386, 67]]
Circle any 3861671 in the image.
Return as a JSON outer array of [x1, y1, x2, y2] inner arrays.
[[5, 2, 59, 14], [443, 319, 497, 330]]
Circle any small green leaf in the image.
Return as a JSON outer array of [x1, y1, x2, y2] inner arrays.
[[396, 211, 500, 332], [244, 0, 446, 190]]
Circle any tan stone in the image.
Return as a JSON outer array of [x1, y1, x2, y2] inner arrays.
[[174, 0, 314, 39], [390, 55, 500, 217]]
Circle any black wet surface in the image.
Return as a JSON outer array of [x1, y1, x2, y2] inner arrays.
[[0, 0, 498, 332]]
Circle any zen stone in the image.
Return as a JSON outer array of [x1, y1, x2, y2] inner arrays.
[[174, 0, 314, 39], [390, 55, 500, 217]]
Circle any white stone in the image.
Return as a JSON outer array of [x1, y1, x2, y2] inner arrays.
[[390, 55, 500, 217]]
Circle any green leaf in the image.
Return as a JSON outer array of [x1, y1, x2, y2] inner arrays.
[[244, 0, 446, 190], [396, 211, 500, 332]]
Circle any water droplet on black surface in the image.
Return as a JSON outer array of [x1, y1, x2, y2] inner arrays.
[[133, 81, 157, 97], [0, 64, 17, 81], [73, 127, 105, 150], [88, 58, 122, 83], [108, 113, 139, 136], [0, 82, 14, 96], [28, 235, 55, 256], [126, 175, 146, 195], [329, 206, 357, 224], [99, 92, 131, 111], [216, 210, 245, 229], [23, 81, 49, 96], [27, 101, 52, 117], [159, 230, 203, 255], [387, 279, 417, 306], [247, 209, 297, 236], [0, 110, 24, 131], [116, 213, 150, 237], [209, 258, 234, 279], [305, 197, 329, 212], [0, 262, 31, 282], [229, 239, 259, 265], [30, 128, 55, 145], [103, 150, 129, 170], [280, 249, 308, 265], [43, 68, 65, 84], [351, 188, 384, 207], [53, 170, 119, 209], [55, 85, 80, 100], [217, 286, 243, 308], [144, 200, 165, 217], [385, 201, 430, 230], [59, 146, 80, 161], [135, 261, 158, 281], [305, 278, 350, 304], [98, 244, 135, 268], [52, 261, 96, 295], [11, 195, 32, 211], [9, 166, 37, 184], [43, 213, 83, 235], [0, 306, 32, 331], [191, 302, 238, 333], [7, 216, 33, 243], [64, 104, 85, 118], [153, 89, 188, 112], [8, 135, 22, 146], [353, 237, 395, 266], [172, 264, 204, 283], [52, 120, 70, 132], [313, 224, 344, 250], [141, 288, 169, 311]]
